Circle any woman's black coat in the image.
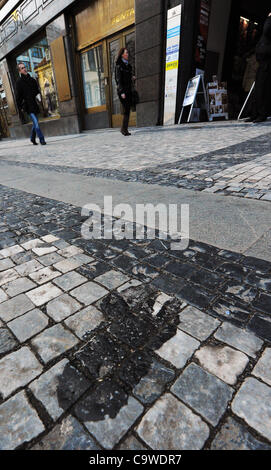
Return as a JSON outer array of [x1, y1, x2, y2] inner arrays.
[[16, 73, 40, 115], [115, 58, 133, 103]]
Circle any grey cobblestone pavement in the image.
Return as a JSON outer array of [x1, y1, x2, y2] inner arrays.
[[1, 121, 271, 201], [0, 121, 271, 451]]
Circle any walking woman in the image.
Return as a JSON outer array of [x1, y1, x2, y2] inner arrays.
[[115, 48, 133, 136]]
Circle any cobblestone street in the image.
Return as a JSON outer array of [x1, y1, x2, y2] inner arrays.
[[0, 121, 271, 451]]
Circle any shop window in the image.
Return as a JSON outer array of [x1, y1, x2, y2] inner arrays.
[[31, 47, 43, 59], [15, 36, 59, 120], [0, 74, 10, 137], [80, 44, 106, 109]]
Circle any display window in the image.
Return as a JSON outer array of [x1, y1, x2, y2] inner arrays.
[[80, 44, 106, 111], [14, 36, 59, 121]]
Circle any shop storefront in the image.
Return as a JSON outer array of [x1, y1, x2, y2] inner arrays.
[[191, 0, 271, 119], [0, 0, 79, 139], [70, 0, 135, 130], [1, 0, 269, 139]]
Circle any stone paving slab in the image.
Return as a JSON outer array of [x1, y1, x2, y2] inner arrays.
[[177, 305, 221, 340], [214, 322, 264, 358], [26, 282, 62, 307], [155, 329, 200, 369], [0, 328, 18, 355], [46, 293, 81, 322], [2, 276, 37, 297], [31, 415, 101, 450], [64, 305, 105, 339], [133, 359, 175, 405], [0, 391, 45, 450], [14, 259, 43, 276], [31, 324, 79, 364], [0, 288, 8, 303], [53, 271, 87, 291], [70, 281, 108, 306], [0, 294, 35, 322], [74, 380, 144, 450], [7, 308, 49, 342], [232, 377, 271, 441], [252, 348, 271, 386], [118, 435, 147, 451], [29, 266, 61, 285], [0, 268, 19, 287], [29, 359, 90, 421], [0, 347, 42, 399], [136, 393, 209, 450], [195, 345, 249, 385], [171, 363, 233, 426], [211, 416, 271, 450], [0, 258, 14, 271]]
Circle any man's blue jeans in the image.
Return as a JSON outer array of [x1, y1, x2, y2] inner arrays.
[[29, 113, 45, 143]]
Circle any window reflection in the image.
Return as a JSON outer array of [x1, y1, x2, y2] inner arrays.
[[16, 37, 59, 118], [81, 45, 106, 109]]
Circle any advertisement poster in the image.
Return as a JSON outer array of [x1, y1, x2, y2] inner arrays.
[[183, 76, 201, 107], [207, 79, 229, 121], [163, 5, 182, 125]]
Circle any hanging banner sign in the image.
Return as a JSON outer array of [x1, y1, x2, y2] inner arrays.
[[163, 5, 182, 125], [195, 0, 210, 72]]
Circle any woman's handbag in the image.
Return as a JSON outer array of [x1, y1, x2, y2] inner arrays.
[[131, 88, 140, 111], [132, 89, 140, 105]]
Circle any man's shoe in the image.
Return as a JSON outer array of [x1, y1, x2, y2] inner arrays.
[[40, 141, 47, 145], [31, 139, 38, 145]]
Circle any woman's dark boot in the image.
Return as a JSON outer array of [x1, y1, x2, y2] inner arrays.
[[121, 114, 131, 136]]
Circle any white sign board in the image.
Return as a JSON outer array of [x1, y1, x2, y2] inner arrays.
[[163, 5, 182, 125]]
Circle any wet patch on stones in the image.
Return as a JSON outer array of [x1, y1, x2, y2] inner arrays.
[[57, 285, 184, 422]]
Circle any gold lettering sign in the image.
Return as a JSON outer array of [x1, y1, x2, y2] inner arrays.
[[112, 8, 135, 26], [75, 0, 135, 50]]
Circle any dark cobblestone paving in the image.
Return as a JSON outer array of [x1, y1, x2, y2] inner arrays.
[[0, 184, 271, 450]]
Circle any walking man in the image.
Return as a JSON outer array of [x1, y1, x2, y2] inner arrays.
[[16, 62, 46, 145]]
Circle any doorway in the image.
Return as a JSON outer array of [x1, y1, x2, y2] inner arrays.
[[78, 28, 136, 129], [107, 28, 136, 128]]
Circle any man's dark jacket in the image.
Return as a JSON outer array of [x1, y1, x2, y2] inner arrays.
[[16, 73, 40, 115], [256, 17, 271, 65], [253, 17, 271, 118]]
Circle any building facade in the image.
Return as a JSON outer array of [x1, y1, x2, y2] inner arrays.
[[0, 0, 270, 138]]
